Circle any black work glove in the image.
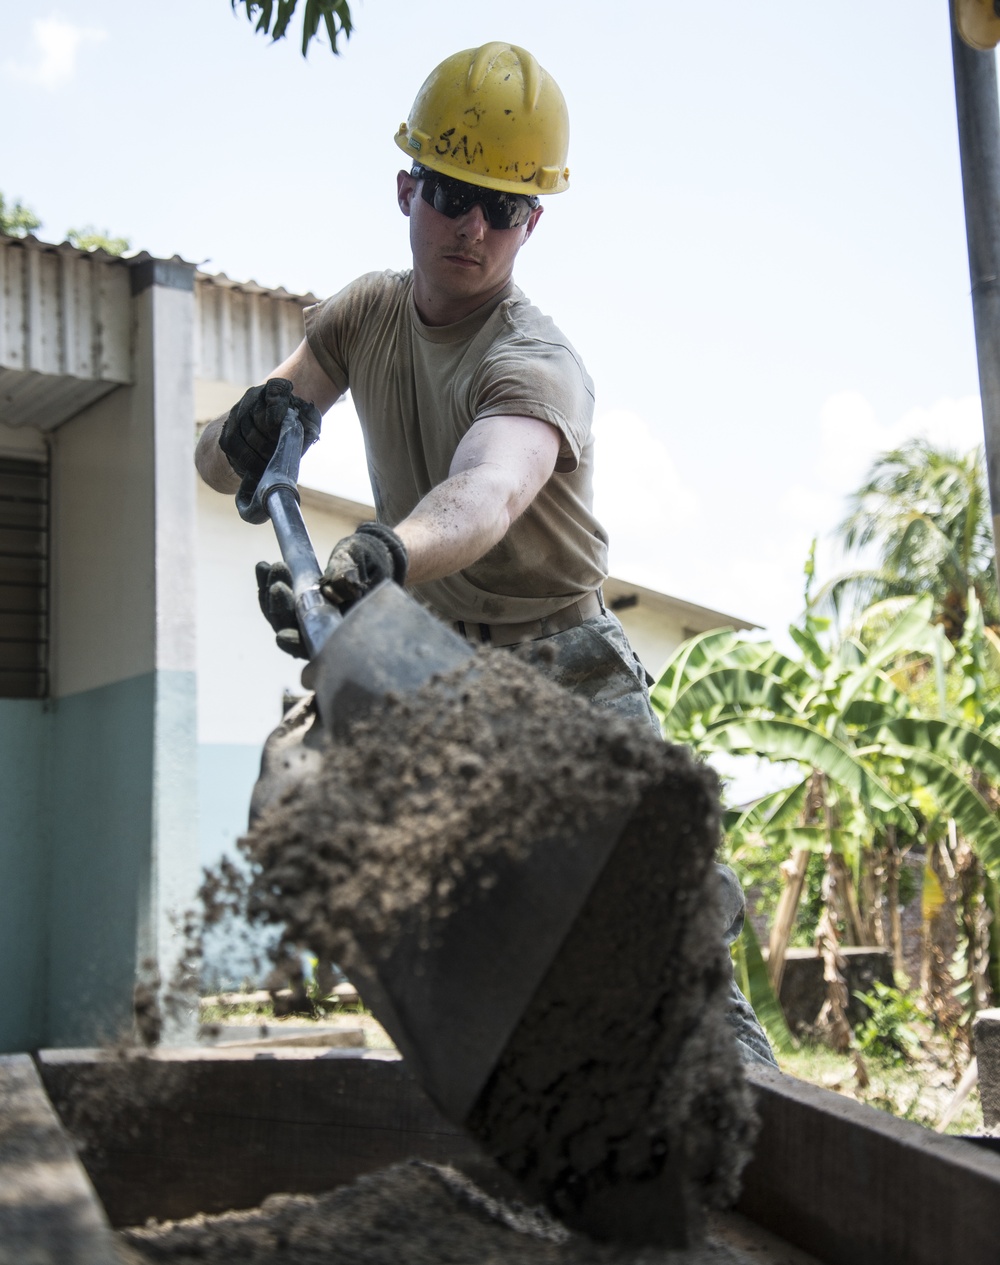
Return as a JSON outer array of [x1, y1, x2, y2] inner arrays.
[[256, 560, 307, 659], [220, 379, 323, 488], [320, 522, 408, 611]]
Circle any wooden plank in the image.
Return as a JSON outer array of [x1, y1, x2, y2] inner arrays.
[[32, 1047, 1000, 1259], [38, 1047, 501, 1229], [0, 1054, 122, 1265], [205, 1024, 365, 1049], [739, 1064, 1000, 1265], [707, 1207, 822, 1264]]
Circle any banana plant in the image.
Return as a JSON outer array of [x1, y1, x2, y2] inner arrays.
[[651, 588, 1000, 1031]]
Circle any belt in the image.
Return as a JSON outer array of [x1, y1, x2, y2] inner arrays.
[[453, 590, 603, 648]]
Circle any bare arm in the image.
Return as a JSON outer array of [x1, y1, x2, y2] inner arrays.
[[394, 414, 562, 585], [194, 339, 342, 493]]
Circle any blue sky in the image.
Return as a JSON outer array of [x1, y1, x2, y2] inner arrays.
[[2, 2, 990, 639]]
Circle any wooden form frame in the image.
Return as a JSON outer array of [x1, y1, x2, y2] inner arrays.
[[0, 1054, 121, 1265], [740, 1065, 1000, 1265], [3, 1048, 1000, 1264]]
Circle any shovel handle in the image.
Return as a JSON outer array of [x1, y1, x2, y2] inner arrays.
[[237, 407, 342, 659]]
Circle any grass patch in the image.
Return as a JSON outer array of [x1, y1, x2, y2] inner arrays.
[[777, 1035, 982, 1136]]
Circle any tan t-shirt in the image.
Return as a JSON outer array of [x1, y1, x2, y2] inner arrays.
[[304, 270, 609, 625]]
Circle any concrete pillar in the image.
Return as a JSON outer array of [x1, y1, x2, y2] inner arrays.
[[40, 259, 199, 1048]]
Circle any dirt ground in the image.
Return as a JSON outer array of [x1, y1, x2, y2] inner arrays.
[[117, 1160, 764, 1265]]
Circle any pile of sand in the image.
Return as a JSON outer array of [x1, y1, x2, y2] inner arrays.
[[118, 1160, 755, 1265]]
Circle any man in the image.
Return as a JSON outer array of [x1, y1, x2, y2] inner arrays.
[[196, 42, 775, 1066], [196, 41, 654, 723]]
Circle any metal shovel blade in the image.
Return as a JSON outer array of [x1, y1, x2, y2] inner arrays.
[[243, 414, 631, 1131], [299, 581, 627, 1122], [301, 580, 474, 740], [345, 807, 625, 1125]]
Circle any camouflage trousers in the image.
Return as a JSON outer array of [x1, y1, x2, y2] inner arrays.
[[513, 609, 777, 1067]]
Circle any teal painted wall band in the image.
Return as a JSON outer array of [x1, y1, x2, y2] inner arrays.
[[197, 743, 261, 869], [0, 700, 51, 1052], [0, 670, 199, 1052], [45, 673, 157, 1047]]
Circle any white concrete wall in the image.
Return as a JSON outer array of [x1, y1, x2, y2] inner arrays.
[[0, 422, 47, 459], [50, 386, 156, 694], [195, 481, 363, 748], [195, 479, 368, 919], [0, 262, 202, 1050]]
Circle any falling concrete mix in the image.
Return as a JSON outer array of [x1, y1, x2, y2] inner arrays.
[[190, 649, 757, 1245], [117, 1159, 765, 1265], [63, 644, 756, 1260]]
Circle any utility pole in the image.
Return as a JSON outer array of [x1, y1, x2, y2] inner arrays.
[[951, 0, 1000, 577]]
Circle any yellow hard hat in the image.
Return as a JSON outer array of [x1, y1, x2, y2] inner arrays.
[[395, 42, 570, 195], [956, 0, 1000, 50]]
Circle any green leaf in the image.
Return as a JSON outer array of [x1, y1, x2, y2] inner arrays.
[[840, 691, 903, 730], [300, 0, 320, 54], [789, 621, 830, 670], [274, 0, 297, 40], [723, 778, 810, 838], [760, 826, 856, 854], [867, 718, 1000, 786], [983, 698, 1000, 734], [232, 0, 352, 55], [323, 9, 340, 51], [731, 916, 797, 1055], [705, 717, 909, 819], [866, 594, 937, 667], [661, 667, 791, 737], [875, 743, 1000, 877], [835, 595, 936, 714], [652, 628, 754, 712]]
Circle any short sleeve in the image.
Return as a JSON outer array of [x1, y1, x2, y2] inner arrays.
[[303, 272, 398, 400], [472, 323, 595, 474]]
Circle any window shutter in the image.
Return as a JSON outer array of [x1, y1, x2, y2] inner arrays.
[[0, 456, 48, 699]]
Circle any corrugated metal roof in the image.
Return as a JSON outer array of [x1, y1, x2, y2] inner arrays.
[[0, 233, 132, 430], [195, 267, 318, 304], [0, 234, 323, 432], [195, 271, 314, 390]]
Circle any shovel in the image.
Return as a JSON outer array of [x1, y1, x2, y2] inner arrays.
[[239, 410, 739, 1246], [236, 408, 472, 733], [238, 408, 632, 1115]]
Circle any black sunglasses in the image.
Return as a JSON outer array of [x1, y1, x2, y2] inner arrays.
[[411, 164, 539, 230]]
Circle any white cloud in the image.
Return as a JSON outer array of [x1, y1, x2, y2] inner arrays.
[[747, 390, 987, 636], [591, 408, 701, 587], [778, 483, 842, 532], [892, 396, 984, 454], [818, 390, 882, 491], [4, 18, 106, 89], [772, 390, 986, 560], [818, 390, 983, 496]]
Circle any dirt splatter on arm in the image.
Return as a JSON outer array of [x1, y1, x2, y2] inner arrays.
[[395, 413, 561, 585]]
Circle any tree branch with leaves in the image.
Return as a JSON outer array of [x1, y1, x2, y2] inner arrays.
[[0, 194, 42, 238], [231, 0, 354, 57]]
